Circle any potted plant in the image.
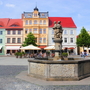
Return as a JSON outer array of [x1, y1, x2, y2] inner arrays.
[[22, 52, 26, 58], [19, 52, 23, 58], [15, 52, 19, 58], [46, 51, 50, 57], [62, 52, 68, 60]]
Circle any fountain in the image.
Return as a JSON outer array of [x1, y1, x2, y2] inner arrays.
[[28, 21, 90, 81]]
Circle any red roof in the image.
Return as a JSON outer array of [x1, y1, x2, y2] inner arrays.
[[49, 17, 77, 28], [6, 19, 23, 29], [0, 18, 10, 28], [0, 18, 23, 29]]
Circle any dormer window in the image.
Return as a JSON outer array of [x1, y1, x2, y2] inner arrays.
[[11, 24, 19, 27], [0, 25, 3, 27]]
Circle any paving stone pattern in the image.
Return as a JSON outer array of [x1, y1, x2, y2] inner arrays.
[[0, 65, 90, 90]]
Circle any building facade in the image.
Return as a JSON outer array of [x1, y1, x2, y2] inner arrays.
[[22, 7, 49, 49], [48, 17, 77, 55], [5, 19, 23, 55], [0, 7, 77, 55], [0, 18, 9, 55]]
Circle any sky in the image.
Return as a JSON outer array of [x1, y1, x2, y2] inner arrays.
[[0, 0, 90, 35]]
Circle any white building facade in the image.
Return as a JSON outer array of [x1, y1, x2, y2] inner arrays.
[[48, 17, 77, 55]]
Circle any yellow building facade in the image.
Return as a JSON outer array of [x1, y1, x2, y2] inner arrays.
[[22, 7, 49, 48]]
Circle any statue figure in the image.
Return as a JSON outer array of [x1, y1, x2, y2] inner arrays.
[[53, 21, 63, 39]]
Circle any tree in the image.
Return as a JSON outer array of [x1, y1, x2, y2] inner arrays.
[[22, 32, 37, 46], [76, 27, 90, 50]]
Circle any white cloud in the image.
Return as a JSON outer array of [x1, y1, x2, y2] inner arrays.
[[0, 1, 3, 5], [77, 14, 83, 18], [6, 3, 15, 7]]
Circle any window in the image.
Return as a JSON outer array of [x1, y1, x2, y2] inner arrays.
[[29, 29, 32, 33], [25, 29, 28, 34], [17, 38, 21, 43], [33, 28, 37, 34], [43, 29, 46, 34], [12, 38, 16, 43], [64, 30, 67, 34], [64, 38, 67, 43], [70, 30, 73, 34], [25, 20, 28, 25], [34, 20, 37, 24], [0, 25, 2, 27], [7, 30, 10, 34], [43, 20, 46, 24], [7, 38, 10, 43], [40, 29, 42, 34], [70, 38, 73, 43], [12, 30, 16, 35], [29, 20, 32, 25], [43, 38, 46, 43], [0, 39, 2, 43], [34, 13, 37, 17], [40, 20, 42, 24], [0, 31, 3, 35], [18, 30, 21, 34], [52, 30, 54, 35], [39, 38, 42, 43]]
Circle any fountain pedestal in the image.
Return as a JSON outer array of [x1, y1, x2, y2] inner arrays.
[[53, 38, 63, 60]]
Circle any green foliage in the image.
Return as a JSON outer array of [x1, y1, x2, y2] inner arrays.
[[76, 27, 90, 47], [22, 32, 37, 47], [15, 52, 19, 56], [62, 52, 68, 57], [22, 52, 25, 55]]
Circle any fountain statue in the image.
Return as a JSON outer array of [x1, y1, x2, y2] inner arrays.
[[53, 21, 63, 60]]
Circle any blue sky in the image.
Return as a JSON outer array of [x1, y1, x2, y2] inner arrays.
[[0, 0, 90, 35]]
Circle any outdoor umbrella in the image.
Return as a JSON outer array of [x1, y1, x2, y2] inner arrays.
[[20, 44, 41, 50], [44, 46, 55, 50]]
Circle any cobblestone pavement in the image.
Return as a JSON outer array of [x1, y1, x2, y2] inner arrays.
[[0, 57, 90, 90], [0, 65, 89, 90]]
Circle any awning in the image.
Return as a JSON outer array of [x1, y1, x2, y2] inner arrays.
[[0, 46, 2, 49], [68, 47, 75, 49], [39, 46, 47, 49], [6, 46, 20, 50]]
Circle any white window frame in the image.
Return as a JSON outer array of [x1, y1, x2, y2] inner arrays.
[[64, 38, 67, 43], [64, 30, 67, 34], [70, 30, 74, 35], [33, 28, 37, 34], [17, 38, 21, 43], [7, 38, 10, 43], [25, 20, 28, 25], [0, 39, 2, 43], [40, 29, 42, 34], [43, 38, 46, 43], [12, 38, 16, 43], [39, 38, 42, 43], [0, 31, 3, 35], [70, 38, 73, 43]]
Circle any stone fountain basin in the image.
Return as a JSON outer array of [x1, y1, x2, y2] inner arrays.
[[28, 58, 90, 81]]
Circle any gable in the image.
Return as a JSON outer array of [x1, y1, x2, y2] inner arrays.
[[49, 17, 77, 28]]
